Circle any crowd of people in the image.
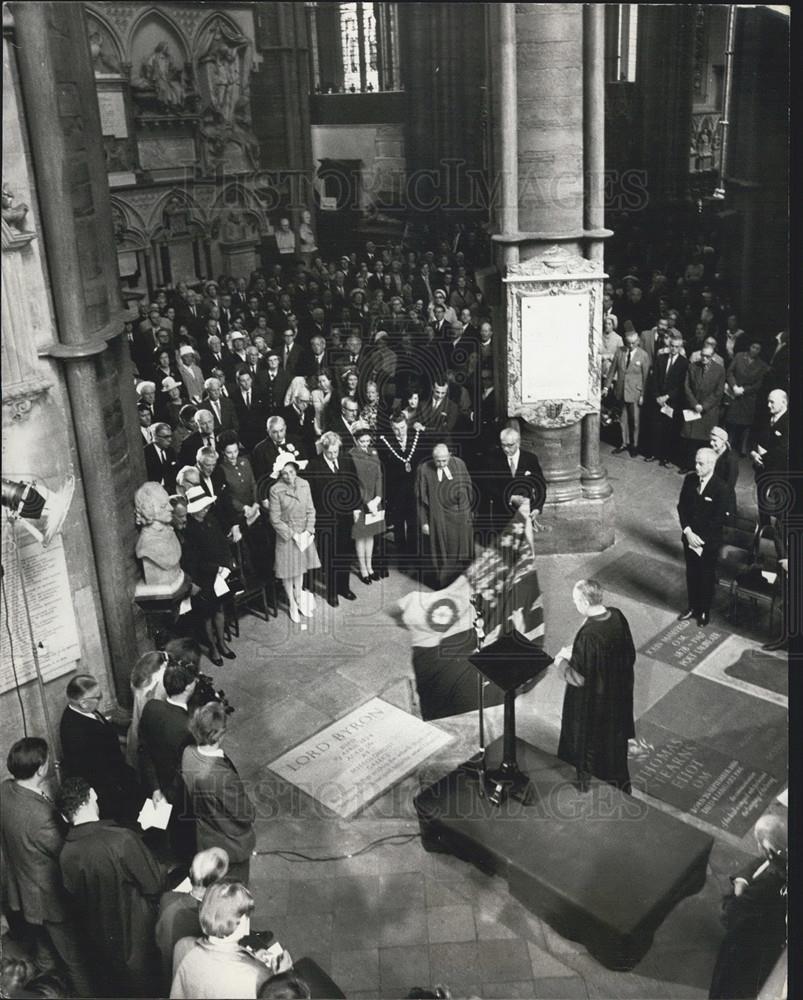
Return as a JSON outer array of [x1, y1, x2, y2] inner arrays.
[[129, 237, 547, 652], [1, 227, 788, 999]]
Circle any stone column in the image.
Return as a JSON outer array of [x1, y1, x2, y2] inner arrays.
[[494, 3, 613, 552], [12, 1, 147, 705]]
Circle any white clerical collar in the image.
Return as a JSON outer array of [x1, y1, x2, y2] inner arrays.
[[197, 746, 225, 758], [437, 466, 453, 481], [166, 696, 188, 712]]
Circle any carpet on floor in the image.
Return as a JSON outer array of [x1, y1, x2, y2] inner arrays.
[[593, 552, 687, 612], [724, 647, 788, 697]]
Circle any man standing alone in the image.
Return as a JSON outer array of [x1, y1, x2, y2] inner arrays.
[[604, 328, 650, 456], [556, 580, 636, 793], [677, 448, 729, 627]]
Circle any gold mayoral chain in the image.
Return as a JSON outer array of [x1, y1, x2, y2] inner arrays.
[[380, 427, 420, 473]]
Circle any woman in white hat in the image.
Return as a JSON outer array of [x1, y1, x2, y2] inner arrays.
[[349, 422, 385, 585], [268, 452, 319, 622], [427, 287, 457, 326], [181, 485, 236, 665], [176, 343, 205, 404], [158, 375, 185, 428]]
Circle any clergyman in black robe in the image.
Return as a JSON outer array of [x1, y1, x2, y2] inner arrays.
[[556, 580, 636, 793]]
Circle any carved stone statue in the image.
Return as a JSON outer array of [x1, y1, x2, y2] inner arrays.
[[134, 482, 185, 595], [198, 21, 251, 124], [2, 183, 30, 233], [133, 41, 186, 112], [88, 28, 120, 75]]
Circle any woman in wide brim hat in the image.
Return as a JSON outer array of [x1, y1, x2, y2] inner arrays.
[[268, 452, 320, 622], [181, 485, 237, 665]]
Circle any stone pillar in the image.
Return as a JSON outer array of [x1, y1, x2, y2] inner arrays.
[[494, 3, 613, 553], [12, 1, 147, 705]]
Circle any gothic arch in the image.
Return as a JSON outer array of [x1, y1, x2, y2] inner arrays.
[[127, 7, 189, 71], [147, 188, 208, 239], [85, 10, 125, 74]]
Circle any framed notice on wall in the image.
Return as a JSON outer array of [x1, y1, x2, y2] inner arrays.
[[504, 249, 604, 428], [0, 531, 81, 693], [520, 293, 590, 401]]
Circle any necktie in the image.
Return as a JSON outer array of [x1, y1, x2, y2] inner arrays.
[[245, 391, 251, 408], [213, 400, 220, 420], [667, 355, 674, 373], [626, 349, 632, 369], [509, 456, 516, 476], [351, 355, 357, 364], [206, 435, 214, 448]]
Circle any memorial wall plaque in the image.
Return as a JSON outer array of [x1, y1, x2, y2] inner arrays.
[[138, 136, 196, 171], [0, 532, 81, 693], [97, 90, 128, 138], [504, 248, 604, 427], [521, 293, 589, 401]]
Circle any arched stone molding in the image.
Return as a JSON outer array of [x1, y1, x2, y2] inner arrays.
[[85, 10, 125, 77]]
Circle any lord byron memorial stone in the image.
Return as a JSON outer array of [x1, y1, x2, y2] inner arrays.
[[504, 249, 614, 553], [268, 698, 452, 818]]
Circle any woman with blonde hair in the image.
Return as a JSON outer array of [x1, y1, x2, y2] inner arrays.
[[126, 650, 167, 769]]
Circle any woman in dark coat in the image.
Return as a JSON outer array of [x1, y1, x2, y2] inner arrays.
[[349, 422, 385, 584], [181, 485, 236, 666]]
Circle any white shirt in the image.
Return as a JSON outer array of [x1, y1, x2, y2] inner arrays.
[[697, 472, 712, 495], [166, 696, 188, 712], [325, 457, 339, 473], [507, 449, 520, 476]]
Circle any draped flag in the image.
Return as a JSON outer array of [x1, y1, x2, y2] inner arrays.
[[389, 509, 544, 720]]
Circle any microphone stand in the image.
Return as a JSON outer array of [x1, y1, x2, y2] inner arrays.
[[460, 592, 487, 796]]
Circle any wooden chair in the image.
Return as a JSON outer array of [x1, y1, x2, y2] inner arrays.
[[224, 539, 275, 640]]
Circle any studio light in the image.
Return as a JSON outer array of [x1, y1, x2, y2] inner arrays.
[[1, 475, 75, 546]]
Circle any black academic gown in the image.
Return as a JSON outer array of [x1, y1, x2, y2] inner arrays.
[[557, 607, 636, 792], [59, 820, 163, 998]]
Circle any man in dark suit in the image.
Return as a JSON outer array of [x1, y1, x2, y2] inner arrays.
[[242, 345, 269, 394], [251, 416, 308, 497], [677, 448, 730, 627], [138, 659, 198, 863], [200, 333, 227, 378], [178, 409, 218, 468], [279, 327, 306, 378], [145, 423, 178, 493], [59, 675, 140, 823], [484, 426, 547, 534], [262, 351, 290, 416], [203, 377, 239, 436], [307, 335, 330, 381], [57, 776, 164, 999], [283, 384, 317, 452], [327, 396, 363, 450], [750, 389, 789, 524], [431, 303, 450, 342], [232, 370, 267, 453], [644, 334, 688, 467], [1, 738, 92, 995], [419, 379, 459, 440], [306, 432, 359, 606]]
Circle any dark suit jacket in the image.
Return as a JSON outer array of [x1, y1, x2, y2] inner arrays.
[[756, 411, 789, 474], [280, 342, 306, 378], [0, 779, 69, 923], [144, 443, 178, 492], [232, 389, 268, 453], [178, 432, 218, 470], [283, 404, 317, 451], [305, 453, 360, 529], [203, 395, 239, 435], [138, 700, 191, 801], [251, 435, 308, 498], [677, 473, 729, 548], [651, 352, 689, 408], [486, 447, 547, 525], [59, 707, 139, 821], [263, 371, 290, 416], [714, 448, 739, 517]]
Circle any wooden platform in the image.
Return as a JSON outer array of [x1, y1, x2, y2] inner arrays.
[[414, 738, 714, 970]]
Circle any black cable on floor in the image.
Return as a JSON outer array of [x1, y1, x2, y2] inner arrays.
[[253, 832, 421, 862]]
